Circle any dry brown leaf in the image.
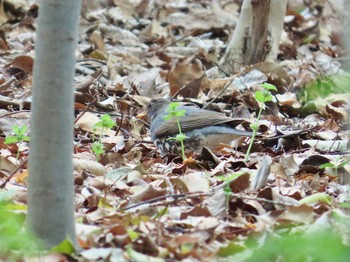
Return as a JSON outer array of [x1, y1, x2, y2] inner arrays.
[[73, 158, 106, 176], [168, 61, 206, 98], [2, 55, 34, 79], [129, 184, 166, 204], [180, 205, 211, 219], [180, 172, 210, 193], [278, 204, 314, 224], [229, 173, 250, 193]]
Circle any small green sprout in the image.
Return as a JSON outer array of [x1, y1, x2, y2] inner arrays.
[[245, 83, 277, 162], [164, 102, 188, 160], [91, 141, 104, 160], [92, 114, 116, 160], [216, 173, 245, 211], [320, 157, 350, 178], [5, 125, 30, 160], [94, 114, 116, 130]]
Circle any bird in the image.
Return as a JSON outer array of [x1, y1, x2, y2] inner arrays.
[[147, 98, 254, 155]]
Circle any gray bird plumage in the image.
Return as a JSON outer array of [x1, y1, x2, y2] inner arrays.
[[147, 98, 253, 155]]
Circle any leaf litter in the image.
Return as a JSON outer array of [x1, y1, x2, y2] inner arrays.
[[0, 0, 349, 261]]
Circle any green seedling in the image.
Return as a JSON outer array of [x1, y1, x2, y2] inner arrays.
[[216, 173, 245, 212], [0, 200, 42, 258], [91, 141, 104, 160], [94, 113, 116, 130], [245, 83, 277, 162], [164, 102, 188, 161], [92, 114, 116, 160], [5, 125, 30, 160], [319, 157, 350, 179]]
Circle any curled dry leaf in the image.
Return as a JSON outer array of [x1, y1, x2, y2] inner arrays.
[[276, 92, 301, 107], [180, 172, 210, 193], [73, 158, 106, 176], [180, 205, 211, 219], [0, 148, 18, 172], [168, 61, 209, 98], [204, 191, 226, 216], [253, 155, 272, 189], [101, 135, 125, 151], [2, 55, 34, 79], [302, 140, 349, 152], [129, 184, 166, 204], [278, 204, 315, 224]]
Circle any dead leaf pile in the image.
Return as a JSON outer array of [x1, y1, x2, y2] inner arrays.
[[0, 0, 349, 261]]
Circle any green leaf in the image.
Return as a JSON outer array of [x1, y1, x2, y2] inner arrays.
[[245, 229, 349, 262], [5, 125, 30, 145], [339, 160, 350, 168], [175, 109, 186, 118], [13, 125, 27, 135], [223, 187, 232, 194], [127, 229, 140, 241], [0, 202, 42, 256], [254, 90, 265, 103], [92, 142, 104, 157], [255, 90, 273, 103], [167, 102, 180, 111], [164, 102, 186, 121], [180, 243, 194, 254], [163, 114, 172, 121], [217, 172, 245, 182], [94, 114, 116, 129], [175, 133, 188, 142], [50, 238, 75, 255], [298, 192, 332, 205], [4, 202, 27, 211], [319, 163, 335, 169], [5, 136, 19, 144], [218, 241, 246, 257], [22, 135, 30, 142], [261, 83, 277, 91], [249, 123, 259, 131]]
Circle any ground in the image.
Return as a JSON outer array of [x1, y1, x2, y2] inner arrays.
[[0, 0, 349, 261]]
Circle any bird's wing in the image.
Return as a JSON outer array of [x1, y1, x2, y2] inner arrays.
[[179, 109, 246, 131], [153, 106, 247, 136]]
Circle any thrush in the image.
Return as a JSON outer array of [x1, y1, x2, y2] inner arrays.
[[147, 98, 254, 155]]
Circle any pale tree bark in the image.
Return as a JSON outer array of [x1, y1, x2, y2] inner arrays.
[[28, 0, 81, 247], [219, 0, 287, 74], [244, 0, 271, 65]]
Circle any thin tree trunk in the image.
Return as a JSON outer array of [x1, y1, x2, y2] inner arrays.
[[244, 0, 271, 65], [28, 0, 81, 247], [219, 0, 287, 74]]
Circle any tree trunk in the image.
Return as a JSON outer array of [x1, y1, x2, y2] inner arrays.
[[219, 0, 287, 74], [244, 0, 271, 65], [27, 0, 81, 247]]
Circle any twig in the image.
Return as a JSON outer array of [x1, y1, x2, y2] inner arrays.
[[228, 192, 296, 207], [122, 193, 209, 210], [0, 110, 31, 119], [0, 158, 28, 188], [74, 97, 97, 124], [203, 77, 235, 109], [161, 30, 194, 50], [115, 113, 124, 136], [0, 77, 16, 92], [122, 190, 296, 211]]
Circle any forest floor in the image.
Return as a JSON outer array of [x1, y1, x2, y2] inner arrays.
[[0, 0, 350, 261]]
